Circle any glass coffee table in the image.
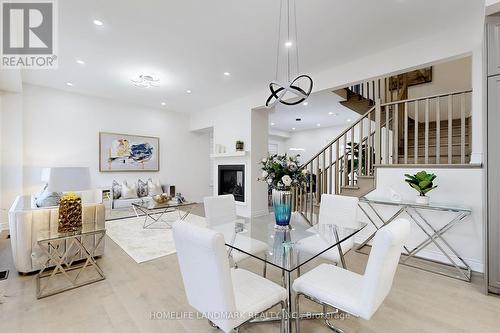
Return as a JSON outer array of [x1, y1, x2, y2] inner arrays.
[[132, 200, 197, 229], [206, 213, 366, 332]]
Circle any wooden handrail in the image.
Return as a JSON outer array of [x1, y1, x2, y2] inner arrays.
[[380, 89, 472, 107]]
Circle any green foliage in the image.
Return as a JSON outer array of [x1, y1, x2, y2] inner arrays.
[[404, 171, 438, 196]]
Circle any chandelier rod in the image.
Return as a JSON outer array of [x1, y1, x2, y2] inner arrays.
[[287, 0, 291, 83], [294, 0, 299, 78], [275, 0, 283, 81]]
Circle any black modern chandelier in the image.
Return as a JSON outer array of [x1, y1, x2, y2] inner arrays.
[[265, 0, 313, 108]]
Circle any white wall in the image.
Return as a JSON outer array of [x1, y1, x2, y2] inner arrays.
[[361, 167, 484, 272], [0, 92, 23, 230], [0, 85, 210, 226]]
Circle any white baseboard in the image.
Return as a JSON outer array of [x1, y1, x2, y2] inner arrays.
[[354, 235, 483, 273]]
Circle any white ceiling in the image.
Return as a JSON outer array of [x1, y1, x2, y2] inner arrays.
[[21, 0, 483, 113], [269, 89, 359, 132]]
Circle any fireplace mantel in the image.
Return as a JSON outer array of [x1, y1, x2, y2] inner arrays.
[[210, 151, 248, 158]]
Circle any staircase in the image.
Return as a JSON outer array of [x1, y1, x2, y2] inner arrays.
[[292, 76, 472, 224]]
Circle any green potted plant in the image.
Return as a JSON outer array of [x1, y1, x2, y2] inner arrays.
[[235, 140, 244, 151], [404, 171, 437, 205]]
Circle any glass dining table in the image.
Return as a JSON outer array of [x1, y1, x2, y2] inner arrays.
[[206, 212, 366, 332]]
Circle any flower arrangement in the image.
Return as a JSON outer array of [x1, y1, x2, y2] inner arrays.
[[258, 154, 307, 190]]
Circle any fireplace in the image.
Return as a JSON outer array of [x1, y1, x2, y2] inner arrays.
[[218, 165, 245, 202]]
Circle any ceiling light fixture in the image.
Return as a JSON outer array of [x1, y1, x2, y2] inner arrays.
[[76, 59, 85, 65], [303, 102, 308, 106], [265, 0, 313, 108], [328, 111, 333, 115], [347, 118, 352, 122], [161, 102, 166, 106], [66, 82, 73, 87], [93, 19, 103, 26], [316, 123, 321, 127], [271, 122, 275, 126], [223, 72, 231, 76], [186, 89, 192, 94], [131, 74, 160, 88], [292, 127, 296, 130]]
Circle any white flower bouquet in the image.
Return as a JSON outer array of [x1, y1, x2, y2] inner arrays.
[[258, 154, 308, 191]]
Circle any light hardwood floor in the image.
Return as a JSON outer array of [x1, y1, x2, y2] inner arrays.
[[1, 208, 500, 333]]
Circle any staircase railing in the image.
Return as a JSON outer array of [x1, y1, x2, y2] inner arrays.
[[292, 88, 473, 224]]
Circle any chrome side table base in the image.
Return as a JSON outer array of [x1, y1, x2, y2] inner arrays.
[[133, 205, 192, 229], [36, 230, 106, 299], [357, 199, 472, 282]]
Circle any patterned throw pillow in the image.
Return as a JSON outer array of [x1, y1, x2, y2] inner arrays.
[[137, 179, 148, 198], [147, 178, 163, 196], [35, 186, 62, 208], [121, 181, 138, 199], [112, 180, 122, 199]]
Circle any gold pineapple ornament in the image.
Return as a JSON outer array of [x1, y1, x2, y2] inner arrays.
[[58, 192, 82, 232]]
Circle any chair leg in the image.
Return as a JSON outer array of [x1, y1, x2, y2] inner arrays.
[[295, 293, 301, 333], [263, 254, 267, 278], [323, 304, 345, 333], [280, 301, 286, 333]]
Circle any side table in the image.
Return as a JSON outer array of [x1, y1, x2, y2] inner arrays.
[[35, 225, 106, 299]]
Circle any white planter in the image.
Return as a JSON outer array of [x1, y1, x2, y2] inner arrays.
[[415, 195, 429, 205]]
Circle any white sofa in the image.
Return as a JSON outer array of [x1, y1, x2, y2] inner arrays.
[[9, 195, 105, 274], [110, 182, 172, 209]]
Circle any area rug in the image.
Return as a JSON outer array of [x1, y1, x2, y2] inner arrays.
[[105, 212, 206, 263]]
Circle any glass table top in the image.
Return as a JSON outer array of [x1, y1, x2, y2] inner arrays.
[[37, 224, 106, 242], [207, 212, 366, 272], [360, 197, 472, 213], [132, 200, 196, 210]]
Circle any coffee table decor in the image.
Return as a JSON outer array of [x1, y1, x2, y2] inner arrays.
[[258, 154, 308, 229]]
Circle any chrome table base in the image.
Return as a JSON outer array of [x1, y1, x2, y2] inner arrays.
[[36, 230, 106, 299], [357, 199, 472, 281]]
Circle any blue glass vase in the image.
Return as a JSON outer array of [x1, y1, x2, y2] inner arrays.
[[272, 189, 292, 229]]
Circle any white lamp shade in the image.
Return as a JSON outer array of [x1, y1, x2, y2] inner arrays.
[[42, 167, 91, 192]]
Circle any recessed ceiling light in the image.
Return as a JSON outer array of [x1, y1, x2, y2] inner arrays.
[[223, 72, 231, 76], [347, 118, 352, 122], [285, 41, 293, 48], [186, 89, 192, 94], [161, 102, 166, 106], [316, 123, 321, 127], [93, 19, 103, 26], [66, 82, 73, 87], [271, 122, 275, 126], [76, 59, 85, 65], [328, 111, 333, 115], [292, 127, 296, 130], [303, 102, 308, 106]]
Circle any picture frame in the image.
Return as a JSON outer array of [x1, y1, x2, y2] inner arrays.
[[99, 132, 160, 172]]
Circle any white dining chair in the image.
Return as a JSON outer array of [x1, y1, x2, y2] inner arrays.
[[204, 194, 268, 276], [295, 194, 359, 271], [293, 218, 411, 333], [172, 221, 287, 333]]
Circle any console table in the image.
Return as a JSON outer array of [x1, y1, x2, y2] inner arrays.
[[358, 197, 472, 281]]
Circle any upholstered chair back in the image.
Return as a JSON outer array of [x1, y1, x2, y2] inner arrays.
[[172, 221, 237, 333], [319, 194, 359, 228], [203, 194, 237, 227], [359, 218, 410, 319]]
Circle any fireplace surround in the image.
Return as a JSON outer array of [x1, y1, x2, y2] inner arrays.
[[218, 165, 245, 202]]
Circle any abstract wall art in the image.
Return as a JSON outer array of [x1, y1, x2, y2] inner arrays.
[[99, 132, 159, 172]]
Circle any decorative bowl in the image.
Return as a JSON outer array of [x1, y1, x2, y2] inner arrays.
[[153, 194, 171, 204]]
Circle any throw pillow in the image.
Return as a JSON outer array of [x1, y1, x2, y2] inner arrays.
[[35, 186, 62, 207], [121, 180, 138, 199], [112, 180, 122, 199], [137, 179, 148, 197], [148, 178, 163, 196]]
